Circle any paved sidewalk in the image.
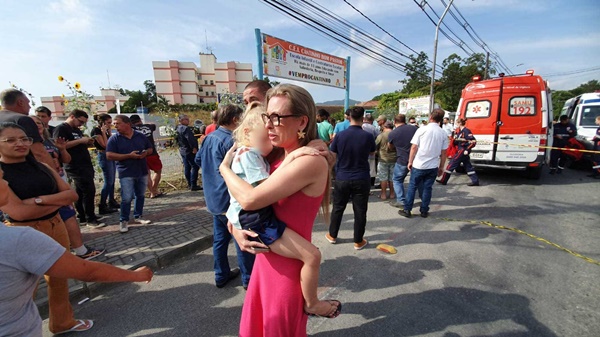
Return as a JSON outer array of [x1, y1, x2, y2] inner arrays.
[[35, 190, 214, 317]]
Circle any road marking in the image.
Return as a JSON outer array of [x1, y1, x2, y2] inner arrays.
[[438, 217, 600, 267]]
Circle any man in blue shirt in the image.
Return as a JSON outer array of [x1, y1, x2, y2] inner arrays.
[[106, 115, 153, 233], [327, 106, 376, 251], [196, 104, 255, 289], [332, 108, 351, 140]]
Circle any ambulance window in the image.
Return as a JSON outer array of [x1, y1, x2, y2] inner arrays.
[[509, 96, 536, 116], [465, 100, 491, 118], [580, 106, 600, 126]]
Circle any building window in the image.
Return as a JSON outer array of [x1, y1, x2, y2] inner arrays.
[[197, 74, 202, 80], [204, 80, 208, 85], [199, 87, 203, 92], [211, 92, 214, 96], [210, 80, 214, 85]]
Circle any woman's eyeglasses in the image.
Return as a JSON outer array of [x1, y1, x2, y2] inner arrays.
[[0, 137, 34, 145], [261, 113, 302, 126]]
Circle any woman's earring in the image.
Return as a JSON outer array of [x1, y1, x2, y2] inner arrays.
[[297, 130, 306, 139]]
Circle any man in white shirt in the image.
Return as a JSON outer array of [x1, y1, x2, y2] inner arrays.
[[442, 117, 454, 137], [398, 109, 449, 218]]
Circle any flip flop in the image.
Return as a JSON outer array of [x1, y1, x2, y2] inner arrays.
[[305, 300, 342, 318], [150, 192, 166, 199], [54, 319, 94, 334]]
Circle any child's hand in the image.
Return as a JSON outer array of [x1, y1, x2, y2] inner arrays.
[[291, 146, 320, 159], [306, 139, 335, 167]]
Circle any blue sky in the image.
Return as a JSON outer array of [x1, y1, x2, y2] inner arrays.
[[1, 0, 598, 107]]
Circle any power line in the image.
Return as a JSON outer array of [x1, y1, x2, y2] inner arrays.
[[543, 66, 600, 78], [342, 0, 444, 73]]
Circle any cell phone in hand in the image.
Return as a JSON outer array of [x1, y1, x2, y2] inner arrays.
[[138, 149, 147, 154], [251, 247, 270, 252]]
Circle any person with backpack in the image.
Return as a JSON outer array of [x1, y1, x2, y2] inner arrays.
[[436, 118, 480, 186]]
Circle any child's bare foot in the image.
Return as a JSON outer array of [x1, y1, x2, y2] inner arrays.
[[304, 300, 342, 318], [379, 193, 387, 200], [390, 194, 396, 199]]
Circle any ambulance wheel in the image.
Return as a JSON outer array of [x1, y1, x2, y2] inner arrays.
[[526, 166, 542, 180]]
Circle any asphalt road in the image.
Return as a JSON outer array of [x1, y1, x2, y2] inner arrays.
[[43, 167, 599, 337]]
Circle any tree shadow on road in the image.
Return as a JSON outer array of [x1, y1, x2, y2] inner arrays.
[[310, 287, 557, 337]]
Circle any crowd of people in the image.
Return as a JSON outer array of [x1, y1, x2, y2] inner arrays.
[[1, 79, 598, 337]]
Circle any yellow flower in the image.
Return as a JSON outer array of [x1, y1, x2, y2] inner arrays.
[[58, 76, 64, 82], [64, 100, 69, 106], [61, 94, 65, 98], [74, 82, 81, 90]]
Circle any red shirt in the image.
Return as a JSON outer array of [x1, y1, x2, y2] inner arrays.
[[205, 123, 217, 135]]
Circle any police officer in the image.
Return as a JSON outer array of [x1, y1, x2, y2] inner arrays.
[[436, 118, 479, 186], [549, 115, 577, 174]]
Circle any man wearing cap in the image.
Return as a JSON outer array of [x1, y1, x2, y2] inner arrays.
[[176, 115, 201, 191], [376, 115, 387, 133], [130, 115, 164, 198], [332, 108, 351, 140]]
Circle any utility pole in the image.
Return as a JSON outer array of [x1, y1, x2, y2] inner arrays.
[[429, 0, 455, 113], [484, 52, 490, 79]]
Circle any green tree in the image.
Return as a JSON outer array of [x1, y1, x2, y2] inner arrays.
[[375, 91, 409, 111], [400, 52, 431, 94], [551, 90, 574, 118], [144, 80, 157, 103], [570, 80, 600, 96]]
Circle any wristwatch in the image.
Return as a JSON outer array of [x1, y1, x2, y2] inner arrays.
[[34, 197, 43, 205]]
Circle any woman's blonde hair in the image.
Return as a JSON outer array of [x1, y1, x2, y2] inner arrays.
[[265, 84, 330, 223], [30, 115, 51, 141], [232, 101, 266, 147]]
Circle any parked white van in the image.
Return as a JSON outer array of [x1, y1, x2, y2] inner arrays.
[[560, 92, 600, 150]]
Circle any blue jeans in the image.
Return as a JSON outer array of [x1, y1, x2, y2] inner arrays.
[[97, 151, 116, 207], [213, 214, 255, 287], [404, 168, 438, 214], [392, 163, 409, 204], [119, 175, 148, 222], [181, 152, 200, 188]]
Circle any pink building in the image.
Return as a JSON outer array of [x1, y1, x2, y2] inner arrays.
[[40, 88, 128, 122], [153, 53, 253, 104]]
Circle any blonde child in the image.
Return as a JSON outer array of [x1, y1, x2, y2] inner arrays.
[[225, 102, 341, 318]]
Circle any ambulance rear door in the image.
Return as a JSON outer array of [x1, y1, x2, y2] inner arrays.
[[494, 78, 545, 164]]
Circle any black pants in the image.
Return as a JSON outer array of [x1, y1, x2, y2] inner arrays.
[[66, 165, 97, 222], [329, 179, 370, 243]]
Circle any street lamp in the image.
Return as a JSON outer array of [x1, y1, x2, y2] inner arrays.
[[429, 0, 455, 113]]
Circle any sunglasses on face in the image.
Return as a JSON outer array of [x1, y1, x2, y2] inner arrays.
[[0, 137, 33, 145]]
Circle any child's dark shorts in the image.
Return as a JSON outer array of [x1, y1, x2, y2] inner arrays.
[[238, 205, 286, 246]]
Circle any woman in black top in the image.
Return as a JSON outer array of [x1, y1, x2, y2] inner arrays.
[[90, 113, 118, 214], [0, 122, 90, 334]]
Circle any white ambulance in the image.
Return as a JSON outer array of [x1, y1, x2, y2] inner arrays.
[[559, 92, 600, 150]]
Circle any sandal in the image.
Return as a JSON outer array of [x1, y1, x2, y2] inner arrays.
[[150, 192, 166, 199], [54, 319, 94, 334], [305, 300, 342, 318]]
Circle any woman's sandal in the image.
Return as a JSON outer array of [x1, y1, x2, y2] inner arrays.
[[305, 300, 342, 318], [54, 319, 94, 334]]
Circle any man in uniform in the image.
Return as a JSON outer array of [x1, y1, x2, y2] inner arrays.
[[549, 115, 577, 174]]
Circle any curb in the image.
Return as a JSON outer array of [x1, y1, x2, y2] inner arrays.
[[35, 235, 213, 318]]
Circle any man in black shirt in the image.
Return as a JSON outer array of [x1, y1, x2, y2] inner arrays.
[[53, 109, 103, 227], [130, 114, 164, 198], [176, 115, 201, 191], [387, 114, 418, 208], [0, 88, 54, 168]]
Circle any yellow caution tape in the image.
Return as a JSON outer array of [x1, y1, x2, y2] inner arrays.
[[376, 244, 397, 254], [439, 217, 600, 267]]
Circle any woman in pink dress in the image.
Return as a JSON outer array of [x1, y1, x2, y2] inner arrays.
[[220, 84, 333, 336]]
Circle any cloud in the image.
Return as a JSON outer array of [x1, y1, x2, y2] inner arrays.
[[46, 0, 93, 35]]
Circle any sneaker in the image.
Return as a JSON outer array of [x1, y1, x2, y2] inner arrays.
[[398, 209, 412, 218], [133, 217, 152, 225], [190, 185, 203, 191], [325, 233, 337, 244], [354, 239, 368, 250], [108, 201, 120, 209], [119, 221, 129, 233], [86, 219, 106, 228], [216, 268, 240, 288], [388, 201, 403, 209], [435, 179, 446, 185], [467, 182, 480, 186], [420, 212, 429, 218], [77, 247, 106, 260]]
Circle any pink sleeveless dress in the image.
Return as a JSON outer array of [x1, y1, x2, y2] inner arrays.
[[239, 161, 324, 337]]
